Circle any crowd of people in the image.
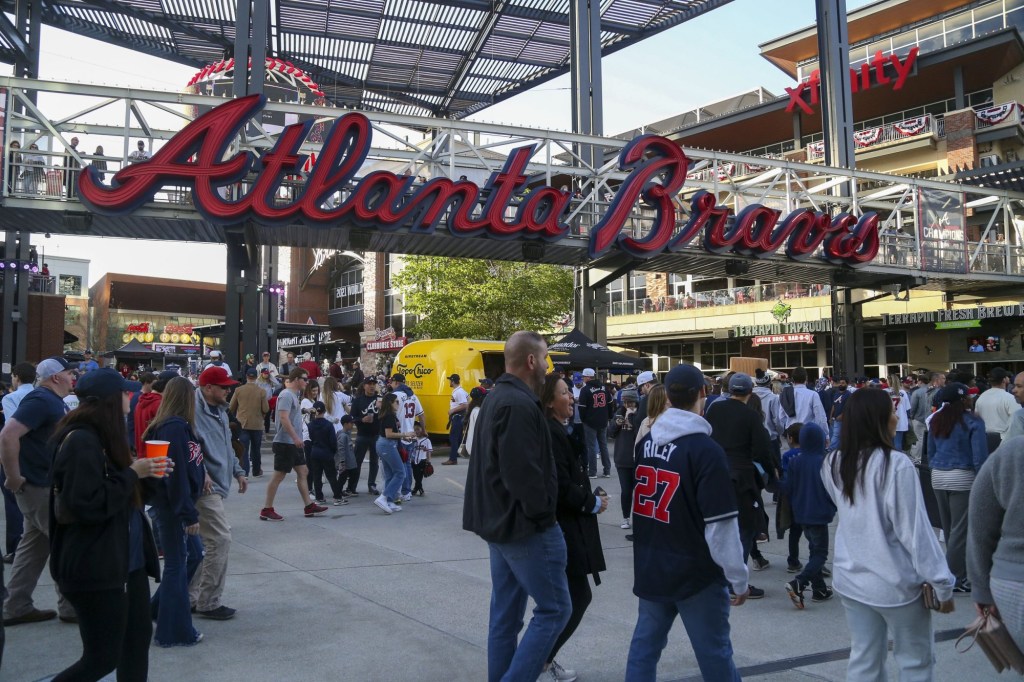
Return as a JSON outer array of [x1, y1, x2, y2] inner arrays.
[[0, 343, 1022, 680]]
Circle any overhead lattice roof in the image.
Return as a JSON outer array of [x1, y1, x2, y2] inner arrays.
[[0, 0, 733, 118]]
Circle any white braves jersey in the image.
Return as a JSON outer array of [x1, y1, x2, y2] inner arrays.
[[395, 388, 424, 439]]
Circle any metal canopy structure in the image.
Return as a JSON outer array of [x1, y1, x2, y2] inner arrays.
[[0, 0, 734, 118], [3, 77, 1024, 301]]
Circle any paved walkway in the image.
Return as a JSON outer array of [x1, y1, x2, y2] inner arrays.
[[2, 441, 995, 681]]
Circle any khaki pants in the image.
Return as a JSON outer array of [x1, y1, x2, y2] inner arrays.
[[910, 420, 927, 463], [188, 493, 231, 612], [3, 484, 73, 619]]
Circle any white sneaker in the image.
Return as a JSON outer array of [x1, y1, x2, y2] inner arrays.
[[549, 660, 577, 681], [388, 502, 403, 512], [401, 492, 412, 502], [620, 519, 631, 529], [373, 495, 392, 515]]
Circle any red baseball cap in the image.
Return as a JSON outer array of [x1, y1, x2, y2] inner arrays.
[[199, 366, 240, 387]]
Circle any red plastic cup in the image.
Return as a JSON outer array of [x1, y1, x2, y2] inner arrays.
[[144, 440, 170, 477]]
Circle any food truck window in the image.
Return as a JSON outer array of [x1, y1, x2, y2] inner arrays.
[[481, 351, 506, 380]]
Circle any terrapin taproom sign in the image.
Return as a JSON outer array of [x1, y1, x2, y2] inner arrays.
[[77, 94, 880, 267]]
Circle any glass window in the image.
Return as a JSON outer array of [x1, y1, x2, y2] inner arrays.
[[58, 274, 82, 296], [330, 264, 364, 310], [973, 2, 1005, 38], [944, 10, 973, 46], [628, 272, 647, 301], [863, 332, 879, 366], [917, 21, 944, 52], [606, 277, 623, 305], [699, 340, 740, 371], [768, 342, 818, 372], [885, 330, 908, 364]]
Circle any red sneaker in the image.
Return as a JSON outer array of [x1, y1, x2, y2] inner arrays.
[[304, 502, 328, 517], [259, 507, 283, 521]]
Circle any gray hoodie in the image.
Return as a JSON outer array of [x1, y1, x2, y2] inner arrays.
[[194, 389, 244, 498]]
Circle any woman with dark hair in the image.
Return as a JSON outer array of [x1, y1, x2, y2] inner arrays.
[[822, 388, 955, 680], [373, 392, 412, 514], [927, 382, 988, 592], [538, 373, 607, 682], [145, 376, 206, 647], [49, 368, 169, 680], [462, 386, 487, 457]]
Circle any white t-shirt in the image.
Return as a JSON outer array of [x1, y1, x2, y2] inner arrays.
[[299, 397, 314, 441], [325, 391, 351, 432], [890, 388, 910, 432], [450, 386, 469, 416], [974, 387, 1021, 439]]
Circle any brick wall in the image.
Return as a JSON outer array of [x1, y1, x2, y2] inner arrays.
[[285, 248, 330, 325], [944, 109, 977, 172], [362, 252, 385, 332]]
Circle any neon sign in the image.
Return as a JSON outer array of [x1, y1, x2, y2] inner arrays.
[[77, 94, 879, 267]]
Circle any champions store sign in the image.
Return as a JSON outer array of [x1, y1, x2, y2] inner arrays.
[[77, 95, 881, 267]]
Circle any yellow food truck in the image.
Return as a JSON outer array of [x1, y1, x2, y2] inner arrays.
[[392, 338, 556, 436]]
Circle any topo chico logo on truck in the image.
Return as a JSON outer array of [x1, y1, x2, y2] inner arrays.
[[394, 363, 434, 379], [76, 94, 879, 268]]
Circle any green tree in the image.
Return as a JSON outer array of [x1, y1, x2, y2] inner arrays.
[[391, 256, 573, 340]]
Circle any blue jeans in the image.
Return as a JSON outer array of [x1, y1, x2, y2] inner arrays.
[[401, 457, 413, 496], [486, 525, 571, 682], [583, 424, 610, 475], [448, 413, 464, 462], [625, 582, 740, 681], [376, 437, 405, 503], [151, 508, 204, 647], [238, 429, 263, 475], [795, 524, 829, 590], [830, 420, 842, 450]]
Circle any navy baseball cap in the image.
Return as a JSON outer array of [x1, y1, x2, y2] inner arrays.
[[75, 368, 141, 399], [729, 373, 754, 395], [245, 367, 258, 377], [665, 364, 704, 391], [340, 414, 355, 424]]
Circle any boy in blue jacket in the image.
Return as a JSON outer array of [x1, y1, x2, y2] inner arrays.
[[308, 402, 346, 505], [782, 422, 836, 608]]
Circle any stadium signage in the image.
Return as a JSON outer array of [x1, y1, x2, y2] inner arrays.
[[786, 48, 919, 114], [77, 94, 879, 267]]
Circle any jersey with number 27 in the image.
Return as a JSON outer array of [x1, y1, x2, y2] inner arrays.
[[631, 430, 738, 602]]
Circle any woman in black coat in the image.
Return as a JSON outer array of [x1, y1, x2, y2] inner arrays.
[[538, 373, 608, 681], [49, 368, 170, 681]]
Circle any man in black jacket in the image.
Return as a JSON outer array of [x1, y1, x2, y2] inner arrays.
[[704, 372, 773, 599], [463, 331, 571, 682]]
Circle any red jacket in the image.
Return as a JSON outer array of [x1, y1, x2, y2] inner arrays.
[[299, 360, 321, 379], [134, 391, 163, 455]]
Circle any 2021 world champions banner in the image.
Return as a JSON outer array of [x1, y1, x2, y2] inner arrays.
[[917, 187, 966, 274]]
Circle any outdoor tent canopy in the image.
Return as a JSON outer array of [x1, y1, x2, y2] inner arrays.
[[549, 329, 644, 371]]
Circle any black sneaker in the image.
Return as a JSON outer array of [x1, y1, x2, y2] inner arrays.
[[785, 579, 805, 610], [746, 585, 765, 599], [821, 565, 832, 578], [346, 490, 359, 497], [196, 605, 236, 620], [787, 561, 803, 573], [953, 579, 972, 594], [811, 586, 834, 602], [751, 556, 770, 571], [368, 487, 381, 496]]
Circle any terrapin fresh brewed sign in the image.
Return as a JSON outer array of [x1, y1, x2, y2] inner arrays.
[[76, 94, 880, 267]]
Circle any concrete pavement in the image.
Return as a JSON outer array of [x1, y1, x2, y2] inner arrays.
[[2, 441, 997, 681]]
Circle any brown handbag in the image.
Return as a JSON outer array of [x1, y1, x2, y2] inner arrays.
[[956, 609, 1024, 674]]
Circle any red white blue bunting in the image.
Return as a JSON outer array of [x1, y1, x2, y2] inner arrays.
[[976, 103, 1015, 126], [894, 115, 929, 137], [854, 127, 883, 147]]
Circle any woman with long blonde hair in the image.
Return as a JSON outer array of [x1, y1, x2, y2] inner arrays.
[[635, 385, 668, 443], [145, 377, 206, 647], [322, 376, 351, 432]]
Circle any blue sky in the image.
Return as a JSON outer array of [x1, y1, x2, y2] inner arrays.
[[3, 0, 875, 284]]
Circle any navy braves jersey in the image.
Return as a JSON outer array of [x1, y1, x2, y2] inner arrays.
[[631, 430, 738, 602]]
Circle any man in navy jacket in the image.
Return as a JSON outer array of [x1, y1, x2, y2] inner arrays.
[[578, 368, 613, 478]]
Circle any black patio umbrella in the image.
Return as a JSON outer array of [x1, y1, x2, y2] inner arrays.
[[548, 329, 644, 371]]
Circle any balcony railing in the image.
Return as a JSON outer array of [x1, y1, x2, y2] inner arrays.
[[807, 115, 936, 161], [609, 282, 832, 317], [973, 102, 1023, 132]]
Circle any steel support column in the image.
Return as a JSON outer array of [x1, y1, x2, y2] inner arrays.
[[569, 0, 606, 343], [262, 245, 278, 357], [13, 0, 41, 82], [817, 0, 861, 376], [1, 233, 31, 379]]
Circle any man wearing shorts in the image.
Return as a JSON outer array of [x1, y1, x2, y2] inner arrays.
[[260, 368, 327, 521]]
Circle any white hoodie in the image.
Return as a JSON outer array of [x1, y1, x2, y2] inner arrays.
[[649, 408, 749, 595]]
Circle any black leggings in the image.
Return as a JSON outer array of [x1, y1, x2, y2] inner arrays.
[[616, 466, 634, 519], [546, 572, 593, 665], [54, 568, 152, 682], [411, 461, 426, 493]]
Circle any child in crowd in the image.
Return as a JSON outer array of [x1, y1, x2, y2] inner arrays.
[[610, 388, 639, 531], [410, 423, 432, 496], [308, 402, 347, 506], [335, 414, 357, 496], [779, 423, 804, 573], [782, 423, 837, 608]]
